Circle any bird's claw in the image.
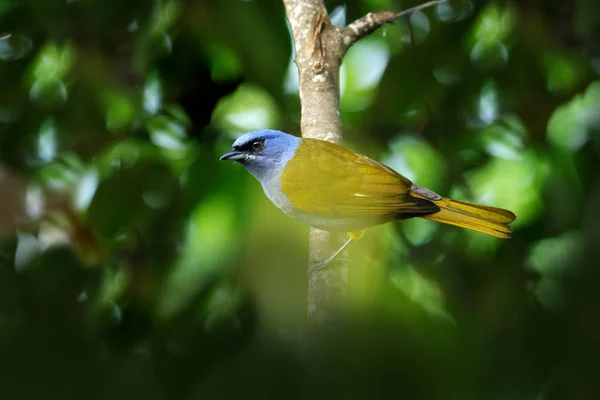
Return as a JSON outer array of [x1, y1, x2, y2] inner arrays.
[[307, 257, 351, 277]]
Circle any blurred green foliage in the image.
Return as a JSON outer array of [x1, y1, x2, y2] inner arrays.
[[1, 0, 600, 399]]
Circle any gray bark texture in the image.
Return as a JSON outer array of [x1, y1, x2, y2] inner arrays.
[[283, 0, 348, 328], [281, 0, 445, 327]]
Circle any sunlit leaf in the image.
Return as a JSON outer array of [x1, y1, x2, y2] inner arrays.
[[27, 42, 74, 106], [479, 117, 526, 160], [98, 266, 130, 306], [386, 135, 446, 192], [341, 37, 390, 112], [101, 90, 136, 131], [468, 4, 515, 70], [527, 231, 582, 310], [202, 284, 242, 331], [527, 231, 582, 276], [212, 84, 279, 134], [390, 265, 453, 322], [408, 11, 430, 45], [470, 40, 509, 70], [436, 0, 473, 22], [74, 168, 99, 211], [146, 115, 187, 151], [29, 78, 68, 106], [402, 218, 439, 246], [470, 3, 516, 47], [157, 193, 238, 319], [25, 184, 44, 220], [14, 231, 42, 272], [547, 80, 600, 150], [164, 104, 192, 127], [31, 42, 75, 83], [478, 80, 499, 125], [37, 118, 58, 164], [37, 154, 85, 190], [148, 0, 180, 37], [143, 71, 163, 115], [37, 221, 70, 251], [460, 149, 549, 227], [96, 140, 142, 174]]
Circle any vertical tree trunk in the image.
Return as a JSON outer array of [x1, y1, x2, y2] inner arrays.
[[282, 0, 349, 327], [282, 0, 445, 327]]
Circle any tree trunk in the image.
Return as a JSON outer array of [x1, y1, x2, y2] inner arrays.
[[281, 0, 446, 327]]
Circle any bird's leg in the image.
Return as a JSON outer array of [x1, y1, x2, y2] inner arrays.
[[307, 230, 364, 276], [308, 237, 353, 275]]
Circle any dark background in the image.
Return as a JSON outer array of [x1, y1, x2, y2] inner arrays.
[[1, 0, 599, 399]]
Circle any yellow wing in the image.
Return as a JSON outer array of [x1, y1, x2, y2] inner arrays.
[[280, 139, 437, 218]]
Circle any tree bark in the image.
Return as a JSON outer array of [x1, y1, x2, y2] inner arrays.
[[283, 0, 348, 327], [281, 0, 445, 327]]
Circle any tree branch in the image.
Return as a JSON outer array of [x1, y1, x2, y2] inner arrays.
[[341, 0, 446, 50]]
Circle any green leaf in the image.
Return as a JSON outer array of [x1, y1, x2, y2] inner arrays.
[[386, 136, 446, 192], [211, 84, 279, 134], [157, 193, 238, 319], [547, 80, 600, 150]]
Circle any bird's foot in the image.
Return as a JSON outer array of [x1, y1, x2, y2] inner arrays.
[[306, 235, 357, 277], [307, 257, 351, 277]]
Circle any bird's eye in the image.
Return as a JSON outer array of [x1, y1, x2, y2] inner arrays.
[[251, 141, 264, 151]]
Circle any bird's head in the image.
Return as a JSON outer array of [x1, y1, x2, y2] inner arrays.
[[220, 130, 300, 182]]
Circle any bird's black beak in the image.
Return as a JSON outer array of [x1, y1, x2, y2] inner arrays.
[[219, 149, 247, 161]]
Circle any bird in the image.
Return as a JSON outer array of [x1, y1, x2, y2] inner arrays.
[[220, 129, 516, 270]]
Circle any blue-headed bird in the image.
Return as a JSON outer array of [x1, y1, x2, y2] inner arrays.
[[220, 130, 516, 269]]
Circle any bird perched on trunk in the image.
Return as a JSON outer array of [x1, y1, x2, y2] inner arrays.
[[220, 130, 516, 269]]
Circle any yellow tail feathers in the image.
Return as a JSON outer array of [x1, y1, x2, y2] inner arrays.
[[420, 198, 516, 239]]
